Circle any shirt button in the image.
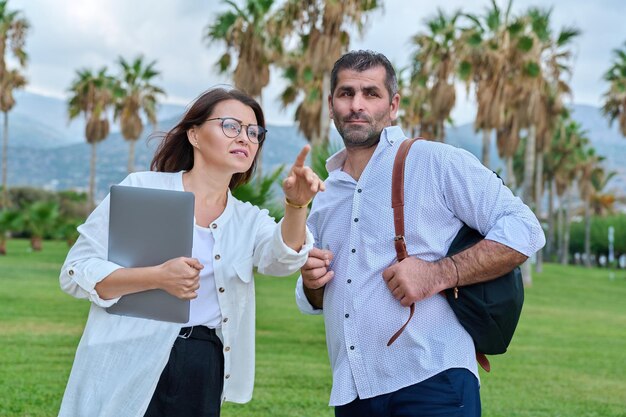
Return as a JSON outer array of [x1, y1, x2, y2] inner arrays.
[[347, 279, 352, 284], [215, 254, 221, 260], [349, 346, 355, 350], [354, 218, 359, 222], [223, 317, 228, 323], [219, 287, 225, 293], [68, 269, 74, 276], [357, 189, 362, 193], [345, 314, 349, 318], [224, 346, 231, 352], [211, 223, 217, 229], [225, 374, 230, 379], [351, 249, 356, 253]]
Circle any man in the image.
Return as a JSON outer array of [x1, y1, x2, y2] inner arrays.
[[295, 50, 545, 417]]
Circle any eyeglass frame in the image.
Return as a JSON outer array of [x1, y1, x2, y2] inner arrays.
[[205, 117, 267, 144]]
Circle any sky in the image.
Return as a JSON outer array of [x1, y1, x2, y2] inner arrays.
[[8, 0, 626, 126]]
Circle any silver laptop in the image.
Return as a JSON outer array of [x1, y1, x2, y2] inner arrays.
[[106, 185, 194, 323]]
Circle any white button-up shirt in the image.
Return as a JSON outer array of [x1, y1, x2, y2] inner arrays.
[[296, 127, 545, 406], [59, 171, 313, 417]]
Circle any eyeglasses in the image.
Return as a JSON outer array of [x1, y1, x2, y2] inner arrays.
[[206, 117, 267, 144]]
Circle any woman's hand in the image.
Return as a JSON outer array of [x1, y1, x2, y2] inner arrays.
[[155, 257, 203, 300], [283, 145, 325, 206]]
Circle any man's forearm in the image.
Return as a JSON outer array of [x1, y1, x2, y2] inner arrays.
[[447, 239, 528, 287], [303, 285, 325, 309]]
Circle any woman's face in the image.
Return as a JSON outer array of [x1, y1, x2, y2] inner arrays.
[[189, 99, 260, 175]]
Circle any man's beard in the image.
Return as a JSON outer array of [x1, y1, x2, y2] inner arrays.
[[336, 112, 385, 149]]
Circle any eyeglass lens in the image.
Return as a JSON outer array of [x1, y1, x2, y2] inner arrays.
[[221, 118, 264, 143]]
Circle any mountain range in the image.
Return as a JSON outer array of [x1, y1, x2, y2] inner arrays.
[[2, 91, 625, 203]]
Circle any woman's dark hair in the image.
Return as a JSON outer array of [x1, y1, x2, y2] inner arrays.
[[150, 88, 266, 189]]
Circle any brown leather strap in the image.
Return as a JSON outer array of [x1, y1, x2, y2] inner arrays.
[[476, 351, 491, 372], [387, 138, 493, 372], [387, 138, 419, 346]]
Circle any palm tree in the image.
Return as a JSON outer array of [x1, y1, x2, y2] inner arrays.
[[602, 41, 626, 138], [0, 207, 19, 254], [553, 121, 588, 265], [409, 8, 462, 142], [275, 0, 381, 146], [519, 9, 580, 209], [577, 148, 603, 267], [21, 201, 59, 251], [114, 55, 165, 173], [67, 67, 115, 211], [205, 0, 276, 101], [590, 168, 619, 216], [0, 0, 28, 209], [462, 0, 516, 169]]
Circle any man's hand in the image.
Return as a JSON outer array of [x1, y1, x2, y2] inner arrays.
[[381, 257, 450, 307], [302, 247, 334, 289], [301, 247, 334, 309]]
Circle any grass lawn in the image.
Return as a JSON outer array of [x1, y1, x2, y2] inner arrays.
[[1, 238, 625, 417]]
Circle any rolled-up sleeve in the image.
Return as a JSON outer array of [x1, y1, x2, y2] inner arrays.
[[254, 213, 314, 276], [441, 147, 546, 257], [59, 195, 123, 308]]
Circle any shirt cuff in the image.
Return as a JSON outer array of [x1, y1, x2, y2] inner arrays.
[[62, 259, 123, 308], [273, 218, 315, 262], [295, 276, 323, 315], [485, 215, 546, 257]]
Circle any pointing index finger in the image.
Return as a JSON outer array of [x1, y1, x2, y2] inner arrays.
[[293, 145, 311, 168]]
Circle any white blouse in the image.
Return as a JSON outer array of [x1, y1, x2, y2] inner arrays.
[[58, 171, 313, 417]]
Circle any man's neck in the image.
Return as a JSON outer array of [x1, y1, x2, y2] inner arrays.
[[342, 145, 378, 181]]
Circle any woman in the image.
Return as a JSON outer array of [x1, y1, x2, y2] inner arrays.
[[58, 88, 323, 417]]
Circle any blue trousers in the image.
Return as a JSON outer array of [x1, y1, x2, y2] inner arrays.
[[335, 368, 481, 417]]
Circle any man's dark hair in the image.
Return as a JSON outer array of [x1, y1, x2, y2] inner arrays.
[[330, 50, 398, 102]]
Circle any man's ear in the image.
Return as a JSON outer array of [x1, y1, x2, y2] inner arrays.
[[390, 93, 400, 121], [328, 94, 335, 120]]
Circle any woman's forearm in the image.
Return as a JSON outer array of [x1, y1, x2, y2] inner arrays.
[[94, 266, 161, 300], [280, 203, 308, 252]]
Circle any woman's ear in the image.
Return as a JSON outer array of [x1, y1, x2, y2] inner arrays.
[[187, 129, 199, 149]]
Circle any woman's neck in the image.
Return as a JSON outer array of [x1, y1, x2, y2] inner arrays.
[[182, 167, 229, 207]]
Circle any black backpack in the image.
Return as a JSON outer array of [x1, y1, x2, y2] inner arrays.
[[388, 137, 524, 371]]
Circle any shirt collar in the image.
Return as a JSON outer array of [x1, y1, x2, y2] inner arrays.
[[326, 125, 406, 172]]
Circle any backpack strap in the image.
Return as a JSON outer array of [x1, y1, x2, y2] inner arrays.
[[386, 137, 492, 372], [387, 138, 420, 346]]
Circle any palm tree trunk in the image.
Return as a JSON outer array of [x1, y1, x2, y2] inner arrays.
[[561, 186, 572, 265], [318, 72, 331, 147], [534, 151, 544, 211], [2, 111, 8, 209], [89, 142, 97, 211], [436, 120, 445, 143], [521, 259, 532, 287], [533, 148, 544, 273], [128, 140, 136, 173], [505, 156, 516, 191], [557, 192, 564, 262], [584, 199, 591, 267], [481, 129, 491, 168], [521, 125, 536, 205], [547, 179, 555, 260]]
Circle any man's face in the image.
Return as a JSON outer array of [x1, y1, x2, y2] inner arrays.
[[329, 66, 399, 149]]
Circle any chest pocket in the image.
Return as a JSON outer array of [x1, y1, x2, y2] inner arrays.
[[232, 256, 254, 283]]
